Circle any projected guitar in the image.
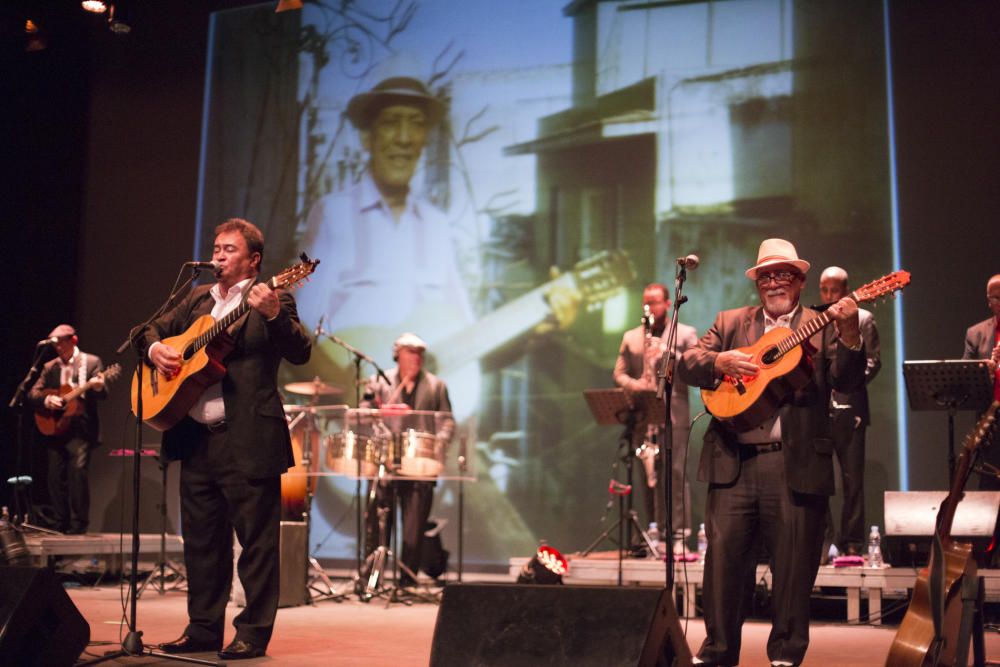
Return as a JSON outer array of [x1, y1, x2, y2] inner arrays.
[[885, 400, 1000, 667], [701, 270, 910, 431], [35, 364, 122, 436], [312, 249, 636, 387], [131, 256, 320, 431]]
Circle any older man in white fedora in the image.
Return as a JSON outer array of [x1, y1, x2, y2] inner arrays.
[[678, 238, 866, 667]]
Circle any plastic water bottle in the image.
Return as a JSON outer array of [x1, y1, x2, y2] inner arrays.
[[647, 522, 660, 557], [868, 525, 883, 568], [697, 523, 708, 564]]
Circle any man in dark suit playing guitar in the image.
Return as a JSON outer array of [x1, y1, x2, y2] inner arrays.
[[678, 239, 866, 667], [29, 324, 107, 534], [140, 219, 311, 660]]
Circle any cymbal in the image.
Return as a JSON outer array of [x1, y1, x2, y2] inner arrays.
[[284, 378, 343, 396]]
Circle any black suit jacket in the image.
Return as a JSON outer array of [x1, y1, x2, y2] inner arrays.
[[678, 305, 866, 496], [29, 351, 107, 443], [139, 282, 311, 478]]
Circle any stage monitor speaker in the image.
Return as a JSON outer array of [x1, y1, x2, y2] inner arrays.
[[884, 491, 1000, 567], [0, 566, 90, 667], [429, 583, 692, 667]]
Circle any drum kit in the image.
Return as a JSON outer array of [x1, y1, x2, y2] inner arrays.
[[279, 377, 453, 603]]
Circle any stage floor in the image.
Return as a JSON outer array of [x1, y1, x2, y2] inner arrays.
[[67, 578, 1000, 666]]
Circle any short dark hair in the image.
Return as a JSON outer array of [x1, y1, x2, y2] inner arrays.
[[215, 218, 264, 263], [644, 283, 670, 301]]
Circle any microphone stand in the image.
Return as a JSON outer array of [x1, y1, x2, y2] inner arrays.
[[656, 262, 689, 592], [6, 344, 57, 533], [318, 329, 391, 594], [81, 265, 219, 666]]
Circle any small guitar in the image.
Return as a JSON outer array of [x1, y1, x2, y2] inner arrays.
[[885, 400, 1000, 667], [131, 255, 320, 432], [35, 364, 122, 436], [701, 270, 910, 431]]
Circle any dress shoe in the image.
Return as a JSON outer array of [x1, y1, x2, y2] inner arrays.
[[157, 635, 220, 654], [218, 638, 266, 660]]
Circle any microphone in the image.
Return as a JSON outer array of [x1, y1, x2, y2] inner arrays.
[[642, 304, 653, 331], [313, 315, 325, 342], [676, 254, 699, 270], [185, 260, 221, 271], [36, 337, 58, 346]]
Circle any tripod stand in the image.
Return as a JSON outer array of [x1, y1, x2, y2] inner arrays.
[[581, 388, 662, 585], [137, 456, 186, 598]]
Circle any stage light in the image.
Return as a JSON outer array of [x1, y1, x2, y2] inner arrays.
[[275, 0, 304, 12], [82, 0, 108, 14], [516, 544, 567, 585]]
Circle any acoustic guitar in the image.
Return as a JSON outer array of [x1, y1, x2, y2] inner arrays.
[[34, 363, 122, 436], [885, 400, 1000, 667], [701, 270, 910, 431], [130, 255, 320, 431]]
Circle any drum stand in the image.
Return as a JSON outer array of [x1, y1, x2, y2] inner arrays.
[[360, 470, 436, 606]]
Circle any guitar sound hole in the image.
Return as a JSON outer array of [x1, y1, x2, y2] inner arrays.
[[182, 345, 194, 361], [761, 347, 779, 365]]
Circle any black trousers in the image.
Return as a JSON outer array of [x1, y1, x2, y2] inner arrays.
[[365, 479, 434, 584], [697, 445, 826, 666], [179, 425, 281, 647], [46, 436, 91, 533], [830, 408, 867, 552]]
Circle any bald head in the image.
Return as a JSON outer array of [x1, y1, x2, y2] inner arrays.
[[988, 274, 1000, 318], [819, 266, 849, 305]]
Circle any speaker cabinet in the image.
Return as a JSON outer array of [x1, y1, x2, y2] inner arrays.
[[0, 567, 90, 667], [279, 520, 308, 607], [429, 583, 692, 667]]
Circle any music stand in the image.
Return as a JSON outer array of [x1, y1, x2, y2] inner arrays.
[[581, 388, 663, 585], [903, 360, 995, 481]]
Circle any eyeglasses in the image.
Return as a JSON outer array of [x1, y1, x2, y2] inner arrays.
[[755, 270, 800, 286]]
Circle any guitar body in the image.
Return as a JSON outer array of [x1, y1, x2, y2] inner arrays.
[[34, 386, 84, 436], [700, 327, 812, 431], [885, 542, 976, 667], [130, 314, 230, 432]]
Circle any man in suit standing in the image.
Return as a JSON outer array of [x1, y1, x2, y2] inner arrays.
[[29, 324, 107, 534], [819, 266, 881, 557], [362, 332, 454, 589], [678, 239, 866, 667], [142, 218, 311, 660], [613, 283, 699, 554], [963, 273, 1000, 492]]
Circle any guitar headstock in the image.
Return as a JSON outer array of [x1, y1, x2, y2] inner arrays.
[[270, 253, 320, 291], [962, 400, 1000, 456], [572, 250, 637, 308], [852, 270, 911, 304], [102, 363, 122, 384]]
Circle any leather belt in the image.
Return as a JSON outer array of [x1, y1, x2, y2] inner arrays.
[[738, 441, 781, 455]]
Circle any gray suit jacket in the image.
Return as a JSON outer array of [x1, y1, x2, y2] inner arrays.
[[963, 317, 998, 361], [678, 305, 866, 496], [613, 322, 698, 429]]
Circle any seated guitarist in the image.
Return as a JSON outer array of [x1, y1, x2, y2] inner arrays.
[[140, 218, 311, 661], [28, 324, 106, 534], [677, 238, 866, 667]]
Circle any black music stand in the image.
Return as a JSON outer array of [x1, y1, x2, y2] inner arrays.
[[581, 388, 663, 585], [903, 360, 994, 481]]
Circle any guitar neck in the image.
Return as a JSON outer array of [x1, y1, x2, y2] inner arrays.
[[434, 281, 557, 374], [193, 300, 251, 353], [936, 401, 1000, 541], [775, 289, 868, 357]]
